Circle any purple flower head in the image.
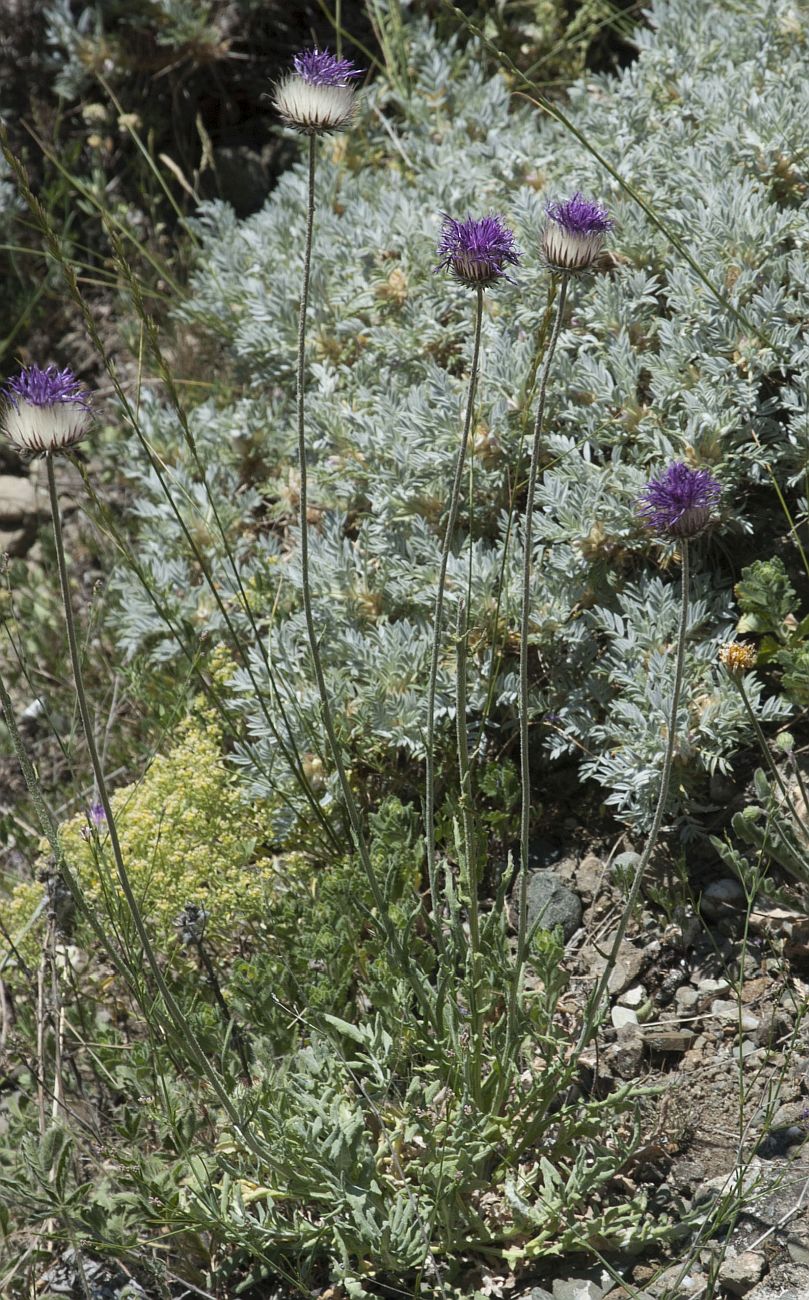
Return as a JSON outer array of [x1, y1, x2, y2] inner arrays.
[[88, 800, 106, 826], [4, 364, 91, 412], [542, 192, 612, 274], [546, 192, 613, 236], [436, 213, 521, 288], [292, 48, 362, 86], [274, 49, 360, 133], [638, 462, 722, 539], [2, 363, 93, 454]]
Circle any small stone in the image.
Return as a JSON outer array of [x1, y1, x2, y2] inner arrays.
[[694, 1162, 761, 1207], [611, 1005, 639, 1029], [641, 1027, 695, 1053], [608, 1026, 645, 1080], [574, 853, 604, 902], [523, 871, 583, 941], [552, 1278, 607, 1300], [618, 984, 646, 1008], [756, 1125, 805, 1158], [600, 942, 650, 995], [787, 1230, 809, 1266], [700, 878, 746, 921], [676, 986, 699, 1011], [755, 1009, 790, 1047], [698, 977, 730, 995], [717, 1251, 766, 1296], [710, 1000, 759, 1031]]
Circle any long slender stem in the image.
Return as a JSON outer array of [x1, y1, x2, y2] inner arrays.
[[514, 275, 568, 982], [295, 137, 436, 1028], [425, 286, 484, 949], [575, 539, 691, 1052], [45, 454, 267, 1161], [455, 597, 482, 1102]]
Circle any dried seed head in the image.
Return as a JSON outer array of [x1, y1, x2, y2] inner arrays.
[[719, 642, 757, 675]]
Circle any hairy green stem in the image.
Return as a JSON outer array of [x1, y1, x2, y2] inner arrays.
[[425, 286, 484, 952], [45, 454, 267, 1160], [296, 136, 436, 1028], [514, 275, 568, 996], [576, 539, 691, 1052]]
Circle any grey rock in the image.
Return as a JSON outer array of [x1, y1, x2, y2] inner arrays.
[[675, 985, 699, 1011], [787, 1231, 809, 1266], [694, 1161, 761, 1207], [524, 1290, 554, 1300], [717, 1252, 766, 1296], [756, 1125, 805, 1158], [700, 877, 746, 921], [552, 1277, 608, 1300], [755, 1008, 791, 1047], [618, 984, 646, 1008], [611, 1005, 639, 1029], [710, 1000, 759, 1031], [608, 1026, 645, 1079], [524, 871, 583, 941], [574, 852, 604, 902], [0, 474, 39, 525], [697, 976, 730, 995], [603, 942, 650, 995]]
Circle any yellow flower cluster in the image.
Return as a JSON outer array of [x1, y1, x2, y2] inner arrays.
[[56, 714, 276, 944], [718, 641, 757, 675]]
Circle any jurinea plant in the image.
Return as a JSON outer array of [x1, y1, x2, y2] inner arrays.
[[579, 461, 722, 1046], [1, 363, 92, 453], [272, 47, 361, 134], [542, 191, 613, 274], [277, 51, 435, 1024], [426, 213, 520, 948], [514, 193, 612, 1021]]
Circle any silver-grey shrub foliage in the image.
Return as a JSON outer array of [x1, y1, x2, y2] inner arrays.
[[110, 0, 807, 828]]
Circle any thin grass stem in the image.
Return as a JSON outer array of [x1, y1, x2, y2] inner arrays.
[[512, 274, 568, 1018], [296, 135, 436, 1028], [45, 452, 268, 1162], [575, 539, 691, 1052], [425, 286, 484, 955]]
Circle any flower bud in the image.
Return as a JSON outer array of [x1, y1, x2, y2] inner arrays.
[[542, 192, 613, 275]]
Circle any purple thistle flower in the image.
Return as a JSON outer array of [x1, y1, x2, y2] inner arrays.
[[2, 363, 93, 454], [292, 48, 362, 86], [436, 213, 521, 288], [542, 191, 613, 274], [273, 47, 361, 133], [638, 462, 722, 539]]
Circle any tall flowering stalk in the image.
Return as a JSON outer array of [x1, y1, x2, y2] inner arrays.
[[427, 214, 520, 951], [0, 364, 270, 1161], [577, 461, 721, 1048], [274, 53, 436, 1024], [514, 195, 612, 1005]]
